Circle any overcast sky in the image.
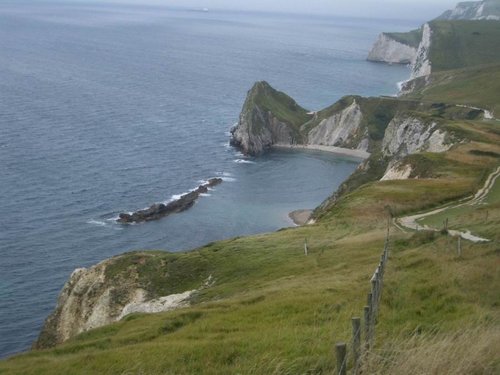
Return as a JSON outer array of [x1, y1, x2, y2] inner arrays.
[[103, 0, 460, 20]]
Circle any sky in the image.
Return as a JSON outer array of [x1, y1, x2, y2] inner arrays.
[[101, 0, 461, 20]]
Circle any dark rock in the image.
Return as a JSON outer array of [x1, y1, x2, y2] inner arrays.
[[117, 178, 223, 224]]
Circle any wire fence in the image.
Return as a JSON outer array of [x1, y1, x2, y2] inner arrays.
[[335, 228, 390, 375]]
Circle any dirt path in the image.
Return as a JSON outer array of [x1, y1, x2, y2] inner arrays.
[[396, 166, 500, 242]]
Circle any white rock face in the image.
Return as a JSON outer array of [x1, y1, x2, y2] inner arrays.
[[307, 100, 363, 146], [411, 23, 432, 79], [382, 116, 451, 157], [367, 33, 417, 64], [381, 162, 413, 181], [35, 256, 206, 348], [118, 290, 194, 320]]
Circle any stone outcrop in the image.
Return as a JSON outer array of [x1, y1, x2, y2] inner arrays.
[[380, 162, 413, 181], [382, 115, 451, 158], [367, 33, 417, 64], [118, 178, 222, 223]]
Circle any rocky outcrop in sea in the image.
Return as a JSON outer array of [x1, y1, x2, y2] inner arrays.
[[118, 178, 223, 223]]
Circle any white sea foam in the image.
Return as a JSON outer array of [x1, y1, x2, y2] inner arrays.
[[221, 176, 236, 182], [234, 159, 255, 164], [216, 171, 233, 177], [199, 193, 211, 197], [87, 219, 107, 226]]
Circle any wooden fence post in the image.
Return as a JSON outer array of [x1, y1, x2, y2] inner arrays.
[[371, 277, 377, 320], [335, 342, 347, 375], [457, 236, 462, 257], [364, 305, 370, 351], [367, 292, 373, 344], [352, 317, 361, 374]]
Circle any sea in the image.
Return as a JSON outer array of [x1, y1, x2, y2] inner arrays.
[[0, 1, 420, 358]]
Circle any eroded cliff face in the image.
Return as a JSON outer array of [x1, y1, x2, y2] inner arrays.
[[34, 252, 210, 349], [382, 115, 450, 157], [410, 23, 433, 80], [367, 33, 417, 64], [380, 115, 451, 180], [230, 107, 296, 155], [307, 100, 366, 149]]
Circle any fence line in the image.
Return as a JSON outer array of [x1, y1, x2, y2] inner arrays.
[[335, 229, 390, 375]]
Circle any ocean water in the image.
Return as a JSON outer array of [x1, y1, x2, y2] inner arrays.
[[0, 2, 418, 358]]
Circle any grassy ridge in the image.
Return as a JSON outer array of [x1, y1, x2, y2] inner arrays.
[[244, 81, 311, 131]]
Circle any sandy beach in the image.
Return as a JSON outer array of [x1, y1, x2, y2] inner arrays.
[[273, 144, 370, 159]]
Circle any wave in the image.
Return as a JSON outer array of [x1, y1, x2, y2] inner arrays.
[[86, 219, 107, 226], [234, 159, 255, 164]]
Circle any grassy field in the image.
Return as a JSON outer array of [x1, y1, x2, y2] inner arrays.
[[1, 116, 499, 374]]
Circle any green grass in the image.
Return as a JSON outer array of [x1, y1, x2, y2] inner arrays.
[[244, 81, 311, 133], [3, 51, 500, 373], [428, 20, 500, 72], [2, 119, 499, 373], [406, 63, 500, 114], [385, 28, 422, 48], [419, 166, 500, 240]]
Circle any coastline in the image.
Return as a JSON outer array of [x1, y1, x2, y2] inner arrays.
[[273, 144, 370, 160]]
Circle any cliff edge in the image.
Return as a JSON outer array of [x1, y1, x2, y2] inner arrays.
[[34, 252, 212, 349]]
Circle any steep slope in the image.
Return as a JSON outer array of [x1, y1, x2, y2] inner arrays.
[[366, 29, 421, 64], [399, 20, 500, 94], [405, 63, 500, 115], [34, 251, 213, 349], [229, 81, 311, 155]]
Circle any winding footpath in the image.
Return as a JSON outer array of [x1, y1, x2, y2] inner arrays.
[[395, 166, 500, 242]]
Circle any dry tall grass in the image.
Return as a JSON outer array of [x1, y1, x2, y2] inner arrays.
[[360, 324, 500, 375]]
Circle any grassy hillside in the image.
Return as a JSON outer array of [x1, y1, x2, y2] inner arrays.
[[243, 81, 311, 130], [429, 20, 500, 72], [1, 119, 499, 374], [385, 29, 422, 48], [405, 63, 500, 114]]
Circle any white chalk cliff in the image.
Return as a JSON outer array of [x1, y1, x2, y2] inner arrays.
[[382, 115, 450, 158], [307, 100, 366, 150], [410, 23, 433, 80], [367, 33, 417, 64], [34, 253, 209, 349]]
